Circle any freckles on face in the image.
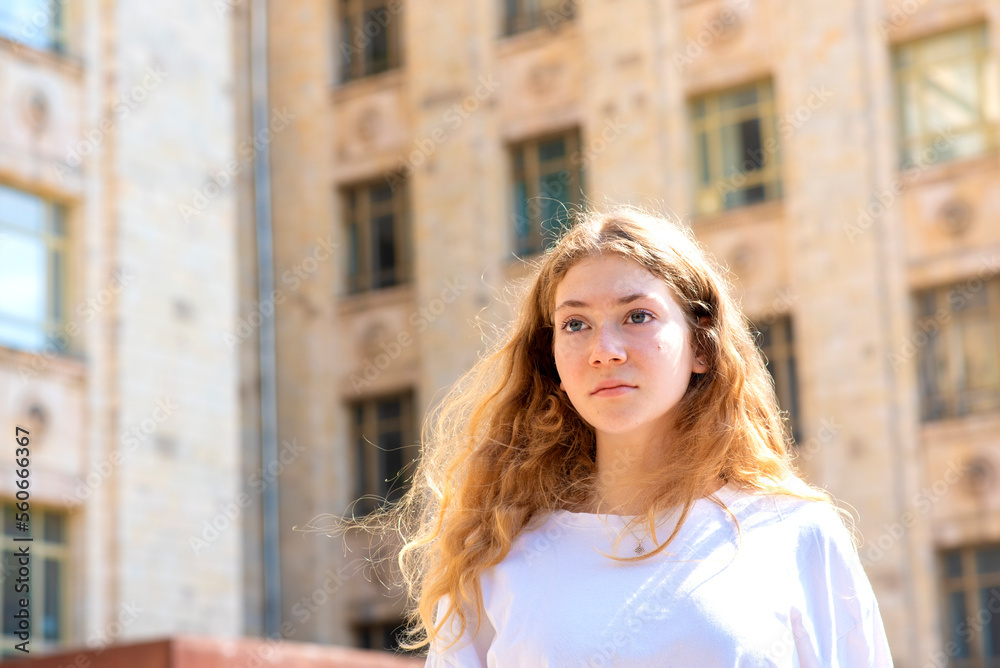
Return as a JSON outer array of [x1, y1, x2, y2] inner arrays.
[[550, 255, 705, 437]]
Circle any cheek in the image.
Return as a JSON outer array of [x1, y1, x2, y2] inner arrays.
[[552, 347, 567, 380]]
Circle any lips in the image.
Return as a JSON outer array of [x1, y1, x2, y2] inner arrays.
[[590, 382, 635, 396]]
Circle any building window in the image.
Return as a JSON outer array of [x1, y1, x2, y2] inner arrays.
[[351, 392, 418, 516], [355, 618, 410, 653], [0, 185, 68, 354], [1, 504, 68, 657], [343, 179, 409, 294], [338, 0, 402, 83], [0, 0, 63, 52], [754, 317, 801, 443], [940, 544, 1000, 667], [510, 129, 584, 257], [503, 0, 574, 36], [915, 278, 1000, 421], [894, 24, 996, 169], [691, 80, 781, 216]]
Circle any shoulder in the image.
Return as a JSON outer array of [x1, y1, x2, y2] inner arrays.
[[726, 489, 867, 586]]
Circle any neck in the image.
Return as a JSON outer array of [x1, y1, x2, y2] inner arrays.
[[580, 428, 726, 514], [589, 428, 666, 514]]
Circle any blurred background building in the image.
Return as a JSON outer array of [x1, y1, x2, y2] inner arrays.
[[0, 0, 246, 661], [1, 0, 999, 666]]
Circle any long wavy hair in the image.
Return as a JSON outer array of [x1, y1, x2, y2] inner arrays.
[[341, 205, 839, 654]]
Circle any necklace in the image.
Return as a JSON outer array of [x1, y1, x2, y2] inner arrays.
[[602, 517, 653, 555], [625, 523, 648, 555]]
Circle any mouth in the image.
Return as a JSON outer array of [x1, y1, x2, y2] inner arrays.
[[591, 384, 635, 397]]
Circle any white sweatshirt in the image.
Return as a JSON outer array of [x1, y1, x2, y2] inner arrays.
[[425, 482, 894, 667]]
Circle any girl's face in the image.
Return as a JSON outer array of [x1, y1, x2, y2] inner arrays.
[[551, 255, 707, 445]]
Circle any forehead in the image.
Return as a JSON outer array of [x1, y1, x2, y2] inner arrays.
[[554, 255, 673, 305]]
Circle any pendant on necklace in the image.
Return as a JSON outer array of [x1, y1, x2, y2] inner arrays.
[[634, 544, 645, 555]]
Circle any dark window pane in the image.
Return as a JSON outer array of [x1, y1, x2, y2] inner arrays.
[[50, 204, 66, 236], [980, 587, 1000, 657], [538, 138, 566, 162], [3, 506, 14, 537], [339, 15, 353, 75], [758, 323, 772, 349], [381, 430, 404, 501], [945, 550, 963, 578], [43, 511, 65, 544], [739, 118, 764, 170], [371, 183, 393, 204], [346, 222, 359, 292], [377, 398, 401, 422], [2, 551, 21, 636], [512, 148, 524, 172], [51, 248, 63, 324], [513, 180, 529, 249], [539, 170, 569, 202], [43, 559, 60, 640], [721, 86, 758, 111], [698, 132, 710, 185], [977, 548, 1000, 574], [384, 620, 407, 651], [358, 625, 373, 649], [504, 0, 518, 34], [949, 590, 971, 659], [371, 213, 396, 288], [364, 8, 389, 73], [724, 184, 765, 209]]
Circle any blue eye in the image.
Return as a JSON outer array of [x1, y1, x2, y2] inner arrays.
[[629, 310, 653, 324], [561, 318, 584, 332]]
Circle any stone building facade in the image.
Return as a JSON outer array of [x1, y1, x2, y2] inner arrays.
[[2, 0, 998, 666], [0, 0, 243, 658], [258, 0, 1000, 665]]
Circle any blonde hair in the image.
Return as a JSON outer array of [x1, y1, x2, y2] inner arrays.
[[340, 205, 838, 654]]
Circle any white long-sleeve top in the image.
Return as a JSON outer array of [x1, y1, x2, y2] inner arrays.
[[425, 483, 894, 667]]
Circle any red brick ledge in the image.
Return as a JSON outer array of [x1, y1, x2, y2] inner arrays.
[[2, 634, 426, 667]]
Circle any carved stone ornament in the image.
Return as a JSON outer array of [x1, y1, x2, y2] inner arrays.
[[964, 455, 995, 496], [526, 62, 563, 97], [729, 242, 755, 276], [22, 87, 51, 133], [18, 400, 49, 444], [357, 106, 382, 144], [936, 197, 974, 236]]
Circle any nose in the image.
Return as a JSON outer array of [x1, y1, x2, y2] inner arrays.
[[589, 323, 627, 366]]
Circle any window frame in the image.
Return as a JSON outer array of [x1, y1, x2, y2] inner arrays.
[[0, 0, 65, 53], [0, 185, 70, 355], [690, 79, 781, 216], [754, 316, 801, 444], [341, 178, 410, 295], [0, 504, 69, 657], [893, 23, 996, 170], [502, 0, 575, 37], [509, 128, 584, 257], [914, 277, 1000, 422], [337, 0, 402, 84], [350, 391, 418, 516], [939, 544, 1000, 667]]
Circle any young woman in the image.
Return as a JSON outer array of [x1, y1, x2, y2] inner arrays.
[[352, 207, 893, 666]]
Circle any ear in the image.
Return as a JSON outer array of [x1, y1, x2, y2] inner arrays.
[[692, 354, 708, 374], [691, 315, 711, 374]]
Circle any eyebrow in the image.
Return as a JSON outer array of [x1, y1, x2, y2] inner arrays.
[[554, 293, 656, 313]]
